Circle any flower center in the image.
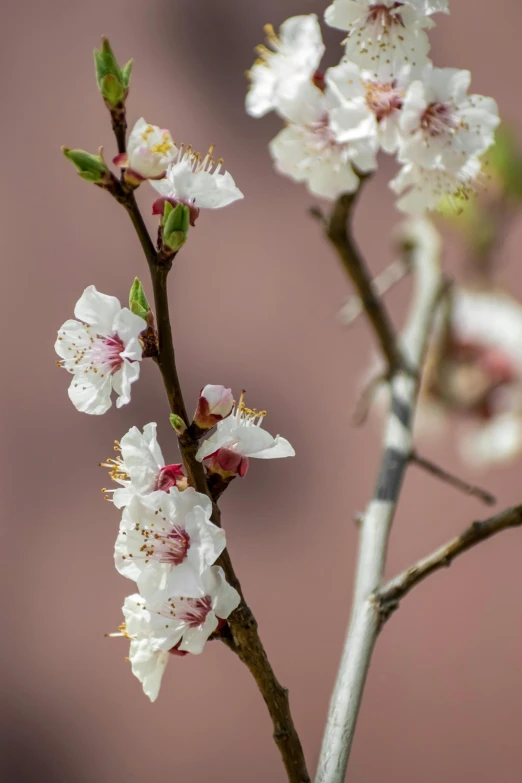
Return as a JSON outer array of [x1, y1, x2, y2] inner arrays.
[[235, 390, 267, 426], [89, 333, 125, 372], [154, 464, 185, 492], [139, 524, 191, 566], [151, 134, 175, 156], [366, 3, 404, 29], [420, 102, 460, 138], [176, 596, 213, 628], [365, 80, 403, 122]]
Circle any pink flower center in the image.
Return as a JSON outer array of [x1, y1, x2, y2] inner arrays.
[[367, 3, 404, 28], [421, 102, 460, 138], [177, 596, 213, 628], [89, 334, 125, 373], [139, 524, 191, 566], [308, 114, 342, 153], [365, 80, 403, 122], [154, 464, 185, 492]]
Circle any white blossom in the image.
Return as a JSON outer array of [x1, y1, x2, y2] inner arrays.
[[328, 60, 417, 154], [115, 118, 177, 179], [121, 567, 240, 699], [324, 1, 433, 75], [418, 289, 522, 466], [151, 145, 243, 211], [246, 15, 325, 118], [115, 488, 226, 601], [269, 81, 377, 200], [196, 392, 295, 476], [55, 285, 146, 415], [389, 157, 481, 214], [103, 422, 185, 508], [398, 66, 500, 171]]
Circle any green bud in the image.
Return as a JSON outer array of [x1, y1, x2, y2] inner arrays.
[[93, 37, 131, 107], [169, 413, 187, 436], [129, 278, 150, 319], [162, 201, 190, 252], [62, 146, 110, 184]]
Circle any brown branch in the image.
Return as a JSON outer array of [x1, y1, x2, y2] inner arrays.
[[325, 189, 403, 373], [117, 185, 309, 783], [410, 451, 496, 506], [377, 505, 522, 622]]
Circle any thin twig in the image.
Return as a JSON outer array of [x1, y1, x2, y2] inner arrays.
[[411, 451, 496, 506], [325, 189, 404, 373], [377, 505, 522, 622], [338, 257, 411, 326], [316, 217, 442, 783], [113, 140, 309, 781], [352, 372, 388, 426]]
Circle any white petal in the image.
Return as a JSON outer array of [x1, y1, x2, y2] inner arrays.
[[74, 285, 121, 334], [128, 639, 169, 702], [68, 373, 112, 415], [113, 308, 147, 348], [252, 435, 296, 459], [179, 614, 218, 655], [114, 360, 140, 408]]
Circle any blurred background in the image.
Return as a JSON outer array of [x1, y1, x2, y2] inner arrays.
[[3, 0, 522, 781]]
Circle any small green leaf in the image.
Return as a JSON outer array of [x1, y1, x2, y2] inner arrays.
[[100, 73, 125, 107], [169, 413, 187, 436], [129, 277, 150, 317], [120, 59, 133, 90], [162, 202, 190, 251], [62, 147, 109, 184]]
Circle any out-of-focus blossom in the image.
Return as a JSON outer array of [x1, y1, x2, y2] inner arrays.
[[246, 15, 325, 118]]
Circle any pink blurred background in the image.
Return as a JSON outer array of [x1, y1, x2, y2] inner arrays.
[[4, 1, 522, 781]]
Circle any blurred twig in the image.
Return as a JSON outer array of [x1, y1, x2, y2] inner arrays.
[[411, 451, 496, 506], [316, 215, 442, 783], [377, 505, 522, 621], [339, 257, 411, 326]]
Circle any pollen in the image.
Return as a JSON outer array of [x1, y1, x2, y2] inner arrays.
[[100, 454, 129, 483], [151, 139, 174, 155]]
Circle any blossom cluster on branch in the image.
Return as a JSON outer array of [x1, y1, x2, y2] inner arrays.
[[55, 41, 295, 702], [246, 1, 500, 213]]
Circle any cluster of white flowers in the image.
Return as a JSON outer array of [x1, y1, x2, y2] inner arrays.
[[418, 288, 522, 467], [54, 294, 296, 698], [246, 3, 500, 213]]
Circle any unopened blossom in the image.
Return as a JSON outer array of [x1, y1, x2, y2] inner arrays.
[[113, 118, 177, 180], [269, 80, 377, 199], [193, 385, 234, 430], [102, 422, 185, 508], [120, 568, 240, 699], [55, 285, 146, 415], [115, 488, 226, 600], [398, 66, 500, 171], [151, 145, 243, 221], [324, 1, 433, 75], [328, 60, 416, 154], [246, 15, 325, 118], [390, 157, 482, 215], [419, 289, 522, 466], [196, 391, 295, 477]]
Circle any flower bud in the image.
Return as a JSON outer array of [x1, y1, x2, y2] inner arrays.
[[62, 146, 112, 185], [207, 447, 249, 478], [161, 201, 190, 252], [169, 413, 187, 436], [94, 37, 132, 108], [155, 463, 186, 492], [129, 277, 150, 319], [113, 119, 176, 186], [194, 385, 234, 430]]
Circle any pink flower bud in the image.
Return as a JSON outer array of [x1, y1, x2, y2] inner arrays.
[[207, 447, 249, 478], [155, 463, 185, 492], [194, 385, 234, 430]]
